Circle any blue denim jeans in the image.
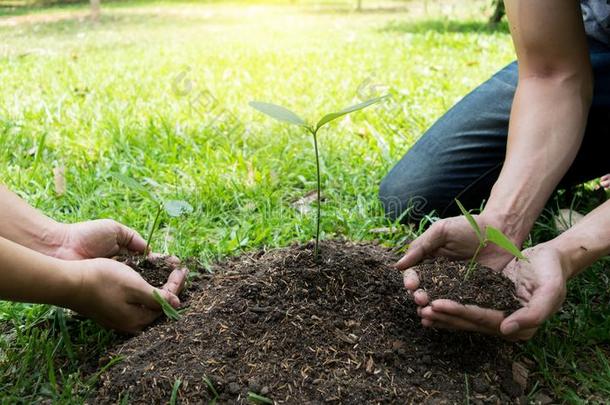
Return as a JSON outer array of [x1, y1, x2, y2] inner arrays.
[[379, 38, 610, 222]]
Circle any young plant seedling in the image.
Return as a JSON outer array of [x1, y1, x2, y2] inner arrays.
[[249, 96, 387, 259], [114, 173, 193, 256], [152, 290, 181, 320], [455, 199, 527, 279], [115, 174, 193, 321]]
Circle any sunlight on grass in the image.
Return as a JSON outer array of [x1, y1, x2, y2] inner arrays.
[[2, 0, 609, 402]]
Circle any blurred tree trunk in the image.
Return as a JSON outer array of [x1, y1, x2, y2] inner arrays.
[[356, 0, 362, 11], [90, 0, 100, 21], [489, 0, 505, 24]]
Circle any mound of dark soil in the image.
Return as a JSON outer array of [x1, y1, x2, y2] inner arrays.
[[415, 257, 521, 313], [117, 255, 177, 288], [96, 241, 528, 404]]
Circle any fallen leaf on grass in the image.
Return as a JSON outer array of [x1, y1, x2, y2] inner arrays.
[[512, 361, 529, 390], [53, 166, 66, 196], [291, 190, 321, 215], [369, 226, 399, 234]]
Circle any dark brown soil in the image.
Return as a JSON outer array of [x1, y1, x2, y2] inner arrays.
[[415, 257, 521, 313], [116, 255, 177, 289], [96, 241, 530, 404], [115, 254, 206, 308]]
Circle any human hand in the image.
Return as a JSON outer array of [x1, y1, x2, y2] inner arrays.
[[396, 213, 519, 272], [66, 257, 188, 333], [54, 219, 147, 260], [601, 174, 610, 190], [401, 243, 568, 340]]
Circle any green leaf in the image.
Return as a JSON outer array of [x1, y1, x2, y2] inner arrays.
[[248, 392, 273, 404], [113, 173, 158, 202], [315, 95, 388, 131], [164, 200, 194, 217], [152, 290, 181, 321], [249, 101, 307, 127], [485, 226, 527, 261], [455, 199, 483, 243]]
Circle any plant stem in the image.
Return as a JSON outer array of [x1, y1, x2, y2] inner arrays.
[[464, 241, 484, 280], [145, 203, 163, 257], [312, 130, 321, 260]]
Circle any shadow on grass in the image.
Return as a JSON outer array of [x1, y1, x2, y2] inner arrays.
[[381, 19, 510, 35]]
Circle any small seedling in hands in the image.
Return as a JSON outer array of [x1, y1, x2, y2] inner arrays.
[[250, 96, 387, 259], [114, 173, 193, 256], [455, 199, 527, 279], [152, 290, 181, 320]]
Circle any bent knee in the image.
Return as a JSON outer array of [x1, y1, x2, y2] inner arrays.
[[379, 176, 443, 223]]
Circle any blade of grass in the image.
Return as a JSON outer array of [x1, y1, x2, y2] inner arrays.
[[248, 392, 273, 404], [152, 290, 181, 321], [54, 308, 75, 363], [204, 376, 219, 405], [170, 379, 182, 405]]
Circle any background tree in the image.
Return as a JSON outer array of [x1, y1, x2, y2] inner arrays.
[[489, 0, 505, 25], [90, 0, 100, 21]]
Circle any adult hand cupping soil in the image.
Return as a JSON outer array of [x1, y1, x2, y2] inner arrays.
[[400, 241, 568, 341], [395, 214, 518, 272]]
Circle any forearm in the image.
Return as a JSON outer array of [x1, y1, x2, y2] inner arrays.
[[482, 0, 593, 245], [483, 74, 592, 244], [0, 185, 66, 256], [548, 199, 610, 278], [0, 235, 80, 306]]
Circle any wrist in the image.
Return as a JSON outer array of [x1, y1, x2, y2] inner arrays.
[[32, 220, 70, 259], [545, 228, 607, 280], [537, 239, 576, 281], [479, 209, 530, 247], [56, 259, 88, 309]]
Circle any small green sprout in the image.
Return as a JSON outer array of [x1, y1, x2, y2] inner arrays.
[[250, 96, 387, 259], [152, 290, 181, 321], [114, 173, 193, 255], [455, 199, 527, 279]]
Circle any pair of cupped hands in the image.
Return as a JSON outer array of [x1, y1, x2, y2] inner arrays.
[[396, 213, 569, 341], [53, 219, 188, 334], [66, 213, 567, 339]]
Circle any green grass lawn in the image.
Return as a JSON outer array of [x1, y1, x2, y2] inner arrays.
[[1, 0, 609, 403]]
